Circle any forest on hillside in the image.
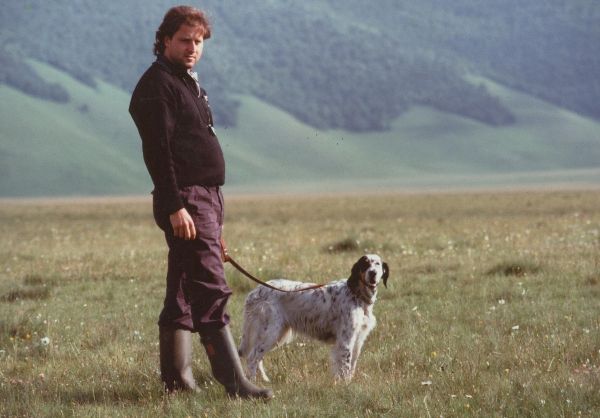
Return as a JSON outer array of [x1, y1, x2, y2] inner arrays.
[[0, 0, 598, 131]]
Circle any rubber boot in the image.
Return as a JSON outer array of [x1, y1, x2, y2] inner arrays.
[[200, 325, 273, 400], [159, 326, 198, 392]]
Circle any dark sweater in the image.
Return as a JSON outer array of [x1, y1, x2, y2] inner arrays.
[[129, 56, 225, 215]]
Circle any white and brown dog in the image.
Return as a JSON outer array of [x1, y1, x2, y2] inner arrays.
[[238, 254, 389, 382]]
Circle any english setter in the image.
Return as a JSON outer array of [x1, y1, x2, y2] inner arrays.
[[238, 254, 389, 383]]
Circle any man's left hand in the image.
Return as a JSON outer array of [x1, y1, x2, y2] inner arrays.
[[169, 208, 197, 240]]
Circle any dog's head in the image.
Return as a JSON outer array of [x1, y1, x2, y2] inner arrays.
[[348, 254, 389, 295]]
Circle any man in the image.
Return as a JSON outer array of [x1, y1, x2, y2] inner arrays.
[[129, 6, 272, 400]]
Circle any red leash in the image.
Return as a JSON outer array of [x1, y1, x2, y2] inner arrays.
[[221, 238, 324, 293]]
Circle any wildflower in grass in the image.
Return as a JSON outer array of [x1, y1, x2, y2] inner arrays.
[[40, 337, 50, 346]]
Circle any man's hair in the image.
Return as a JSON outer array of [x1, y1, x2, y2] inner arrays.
[[153, 5, 212, 56]]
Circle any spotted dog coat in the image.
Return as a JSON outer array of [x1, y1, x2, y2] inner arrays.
[[238, 254, 389, 382]]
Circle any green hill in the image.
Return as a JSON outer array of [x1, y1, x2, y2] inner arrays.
[[1, 61, 598, 197], [0, 62, 149, 197], [223, 79, 600, 192], [1, 1, 599, 196]]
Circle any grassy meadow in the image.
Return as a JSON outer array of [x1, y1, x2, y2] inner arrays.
[[0, 190, 599, 417]]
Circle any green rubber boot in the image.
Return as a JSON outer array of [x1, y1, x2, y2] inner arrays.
[[200, 325, 273, 400], [159, 326, 199, 392]]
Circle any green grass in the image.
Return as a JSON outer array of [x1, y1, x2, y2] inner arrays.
[[1, 190, 599, 416], [1, 61, 600, 197]]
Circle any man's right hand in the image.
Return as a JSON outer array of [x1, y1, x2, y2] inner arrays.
[[169, 208, 197, 240]]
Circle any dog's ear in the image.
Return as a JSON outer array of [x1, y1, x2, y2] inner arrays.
[[348, 255, 368, 287], [382, 262, 389, 288]]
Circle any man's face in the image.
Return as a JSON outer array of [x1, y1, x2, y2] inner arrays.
[[163, 24, 205, 69]]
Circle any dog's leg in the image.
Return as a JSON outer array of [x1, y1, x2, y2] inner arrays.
[[331, 344, 353, 383], [350, 330, 368, 378], [247, 323, 291, 382], [254, 326, 293, 382], [245, 351, 260, 381], [246, 339, 274, 382], [257, 360, 270, 382], [351, 316, 376, 377], [246, 314, 289, 382], [331, 331, 358, 383]]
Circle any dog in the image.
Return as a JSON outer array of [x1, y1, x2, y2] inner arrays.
[[238, 254, 389, 383]]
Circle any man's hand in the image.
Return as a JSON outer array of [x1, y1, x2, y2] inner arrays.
[[169, 208, 196, 240]]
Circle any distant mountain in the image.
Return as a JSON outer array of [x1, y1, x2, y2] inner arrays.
[[1, 0, 598, 131], [0, 61, 598, 197], [1, 1, 599, 197]]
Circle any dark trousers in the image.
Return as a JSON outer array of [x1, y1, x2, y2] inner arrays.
[[154, 185, 231, 332]]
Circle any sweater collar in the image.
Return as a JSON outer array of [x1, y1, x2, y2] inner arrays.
[[155, 55, 190, 77]]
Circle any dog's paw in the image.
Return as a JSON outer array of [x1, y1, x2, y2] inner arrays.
[[333, 374, 353, 385]]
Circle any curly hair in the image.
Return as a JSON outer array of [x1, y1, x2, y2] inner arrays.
[[153, 5, 212, 56]]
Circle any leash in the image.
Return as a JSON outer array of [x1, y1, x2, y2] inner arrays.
[[220, 238, 325, 293]]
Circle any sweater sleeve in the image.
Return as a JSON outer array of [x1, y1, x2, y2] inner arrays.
[[129, 75, 184, 215]]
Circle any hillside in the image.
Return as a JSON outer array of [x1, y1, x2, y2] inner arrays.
[[0, 61, 598, 197], [0, 62, 149, 197], [1, 0, 598, 131]]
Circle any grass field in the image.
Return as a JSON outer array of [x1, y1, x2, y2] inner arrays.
[[0, 190, 599, 417]]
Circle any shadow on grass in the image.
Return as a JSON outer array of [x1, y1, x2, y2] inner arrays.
[[66, 388, 146, 404], [485, 261, 542, 277], [584, 274, 600, 286], [0, 274, 56, 303], [1, 286, 51, 302], [323, 237, 394, 255], [324, 238, 361, 253], [45, 371, 216, 407]]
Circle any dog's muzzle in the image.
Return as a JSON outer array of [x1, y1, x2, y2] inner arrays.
[[364, 271, 378, 289]]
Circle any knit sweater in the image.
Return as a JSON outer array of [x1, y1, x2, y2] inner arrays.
[[129, 55, 225, 214]]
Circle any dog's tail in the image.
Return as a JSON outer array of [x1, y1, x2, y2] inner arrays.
[[238, 323, 250, 359], [238, 291, 278, 358], [238, 297, 261, 358], [238, 312, 250, 358]]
